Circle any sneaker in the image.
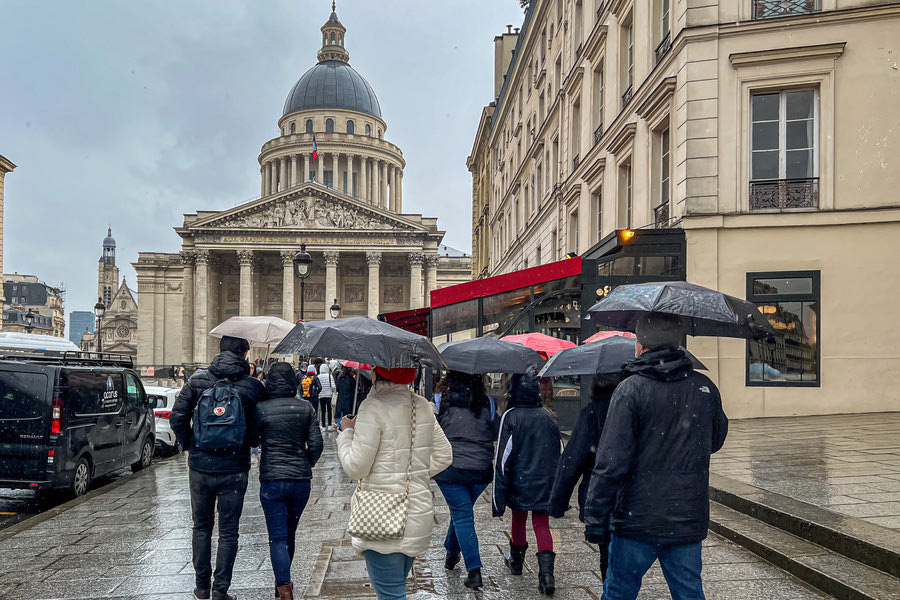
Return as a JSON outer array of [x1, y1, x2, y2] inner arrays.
[[193, 589, 210, 600]]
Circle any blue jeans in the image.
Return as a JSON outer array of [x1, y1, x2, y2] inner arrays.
[[363, 551, 415, 600], [189, 470, 249, 593], [602, 534, 706, 600], [260, 479, 312, 586], [436, 481, 488, 571]]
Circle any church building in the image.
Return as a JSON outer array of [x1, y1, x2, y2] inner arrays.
[[134, 4, 470, 367], [81, 229, 139, 357]]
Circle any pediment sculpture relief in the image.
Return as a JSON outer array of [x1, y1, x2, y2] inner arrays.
[[208, 197, 404, 231]]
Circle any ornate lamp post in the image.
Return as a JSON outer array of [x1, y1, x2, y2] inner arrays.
[[24, 309, 35, 334], [293, 243, 313, 321], [93, 297, 106, 353], [329, 298, 342, 320]]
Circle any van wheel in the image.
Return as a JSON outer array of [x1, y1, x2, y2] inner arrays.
[[132, 439, 153, 472], [72, 459, 91, 497]]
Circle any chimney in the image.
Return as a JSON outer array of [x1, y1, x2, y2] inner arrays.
[[494, 25, 521, 98]]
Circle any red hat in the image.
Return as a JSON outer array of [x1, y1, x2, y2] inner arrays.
[[374, 366, 417, 385]]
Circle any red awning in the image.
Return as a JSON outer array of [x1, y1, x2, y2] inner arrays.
[[378, 307, 430, 336]]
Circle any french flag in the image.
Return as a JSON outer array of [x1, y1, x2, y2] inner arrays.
[[312, 135, 318, 161]]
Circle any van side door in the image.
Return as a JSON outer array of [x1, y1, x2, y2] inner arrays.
[[63, 371, 126, 475], [122, 373, 150, 464]]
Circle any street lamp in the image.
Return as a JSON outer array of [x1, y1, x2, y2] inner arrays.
[[329, 298, 342, 320], [24, 309, 35, 334], [94, 297, 106, 354], [292, 243, 313, 321]]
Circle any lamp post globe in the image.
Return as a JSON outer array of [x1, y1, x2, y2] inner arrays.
[[94, 298, 106, 353], [293, 243, 314, 321], [24, 309, 35, 334], [329, 298, 342, 320]]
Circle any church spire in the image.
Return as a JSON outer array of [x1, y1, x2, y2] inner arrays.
[[318, 1, 349, 63]]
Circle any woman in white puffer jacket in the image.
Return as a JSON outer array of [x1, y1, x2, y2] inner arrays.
[[337, 366, 452, 600]]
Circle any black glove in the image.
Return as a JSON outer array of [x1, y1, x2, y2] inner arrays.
[[585, 526, 607, 544]]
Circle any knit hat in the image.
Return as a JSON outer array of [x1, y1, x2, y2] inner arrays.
[[374, 366, 417, 385], [306, 365, 317, 374], [220, 335, 250, 355], [635, 312, 683, 350]]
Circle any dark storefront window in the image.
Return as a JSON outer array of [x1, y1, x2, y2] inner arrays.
[[747, 271, 820, 386], [482, 287, 533, 337], [431, 298, 479, 339]]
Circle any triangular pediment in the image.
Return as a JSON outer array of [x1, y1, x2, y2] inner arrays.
[[191, 184, 427, 232], [108, 281, 138, 313]]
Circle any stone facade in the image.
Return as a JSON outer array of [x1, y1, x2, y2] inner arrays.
[[80, 280, 138, 357], [2, 274, 65, 337], [0, 154, 15, 326]]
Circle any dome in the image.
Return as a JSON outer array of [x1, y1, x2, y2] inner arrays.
[[103, 227, 116, 248], [283, 60, 382, 119]]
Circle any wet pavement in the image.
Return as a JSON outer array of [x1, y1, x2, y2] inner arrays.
[[0, 434, 828, 600], [710, 412, 900, 531]]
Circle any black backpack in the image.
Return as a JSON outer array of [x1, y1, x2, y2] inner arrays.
[[192, 375, 246, 451]]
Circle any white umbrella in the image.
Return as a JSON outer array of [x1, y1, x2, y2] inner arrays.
[[210, 316, 296, 366]]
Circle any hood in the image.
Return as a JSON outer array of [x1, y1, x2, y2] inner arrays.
[[265, 363, 298, 397], [508, 370, 543, 407], [319, 364, 330, 375], [208, 350, 251, 380], [625, 346, 693, 382]]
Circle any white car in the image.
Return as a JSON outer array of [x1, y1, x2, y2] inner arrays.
[[145, 386, 182, 455]]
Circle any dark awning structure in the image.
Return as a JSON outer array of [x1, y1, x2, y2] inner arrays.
[[378, 307, 430, 336]]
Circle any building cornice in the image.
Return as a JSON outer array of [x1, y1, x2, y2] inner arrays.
[[682, 206, 900, 230], [584, 24, 608, 64], [0, 155, 15, 174], [635, 77, 677, 122], [729, 42, 846, 69], [564, 66, 585, 96], [606, 123, 637, 156]]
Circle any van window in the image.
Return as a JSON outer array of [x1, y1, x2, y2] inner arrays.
[[125, 374, 145, 408], [0, 372, 47, 420], [64, 372, 124, 415]]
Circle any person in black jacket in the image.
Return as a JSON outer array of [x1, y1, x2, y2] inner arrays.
[[548, 374, 617, 579], [435, 371, 499, 591], [170, 336, 265, 600], [583, 313, 728, 600], [334, 367, 357, 423], [493, 368, 561, 596], [253, 362, 323, 600]]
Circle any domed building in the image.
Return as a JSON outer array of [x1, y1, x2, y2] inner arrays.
[[134, 3, 470, 367]]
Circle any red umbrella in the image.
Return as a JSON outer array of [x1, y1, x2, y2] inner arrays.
[[340, 360, 371, 370], [500, 333, 576, 359], [582, 330, 636, 345]]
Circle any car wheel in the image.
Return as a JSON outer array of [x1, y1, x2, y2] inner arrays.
[[72, 458, 91, 497], [132, 438, 153, 472]]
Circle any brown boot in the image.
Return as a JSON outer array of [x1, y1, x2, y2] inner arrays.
[[276, 582, 293, 600]]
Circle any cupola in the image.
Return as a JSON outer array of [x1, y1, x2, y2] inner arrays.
[[318, 1, 349, 63]]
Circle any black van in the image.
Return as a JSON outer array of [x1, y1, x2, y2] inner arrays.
[[0, 351, 155, 497]]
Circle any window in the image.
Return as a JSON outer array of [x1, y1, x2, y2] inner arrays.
[[592, 66, 604, 139], [568, 210, 579, 254], [365, 124, 372, 136], [571, 100, 582, 165], [290, 122, 296, 134], [325, 118, 335, 133], [747, 271, 820, 386], [753, 0, 820, 20], [621, 21, 634, 103], [305, 119, 313, 133], [330, 32, 335, 44], [573, 1, 584, 53], [592, 189, 602, 242], [550, 230, 558, 260], [618, 163, 632, 228], [324, 170, 333, 188], [750, 89, 818, 210], [557, 0, 563, 23], [536, 245, 542, 266], [554, 56, 562, 95], [539, 92, 545, 124], [346, 120, 355, 134], [378, 129, 382, 139], [536, 163, 544, 205], [654, 127, 671, 226]]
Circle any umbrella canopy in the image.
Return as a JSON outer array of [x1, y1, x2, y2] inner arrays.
[[437, 337, 546, 374], [582, 330, 636, 345], [209, 316, 295, 348], [539, 336, 708, 379], [273, 317, 445, 369], [500, 332, 576, 359], [587, 281, 776, 340], [340, 360, 371, 371]]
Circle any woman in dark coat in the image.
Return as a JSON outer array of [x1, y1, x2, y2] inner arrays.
[[435, 371, 499, 590], [334, 368, 357, 422], [493, 367, 561, 596], [254, 362, 324, 600], [548, 374, 617, 578]]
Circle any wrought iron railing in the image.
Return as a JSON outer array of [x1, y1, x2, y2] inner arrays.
[[654, 202, 670, 228], [593, 122, 604, 145], [572, 154, 581, 170], [654, 32, 672, 65], [621, 85, 633, 107], [752, 0, 820, 19], [750, 178, 819, 211]]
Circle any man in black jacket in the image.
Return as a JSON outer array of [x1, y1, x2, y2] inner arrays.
[[583, 313, 728, 599], [170, 336, 265, 600]]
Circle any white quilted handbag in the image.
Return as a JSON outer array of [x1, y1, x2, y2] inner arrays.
[[347, 396, 416, 541]]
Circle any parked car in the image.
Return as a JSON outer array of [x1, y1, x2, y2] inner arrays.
[[144, 385, 181, 455], [0, 351, 155, 497]]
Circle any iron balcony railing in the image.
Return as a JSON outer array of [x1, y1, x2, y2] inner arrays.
[[749, 178, 819, 211], [752, 0, 820, 19], [654, 202, 670, 228], [622, 85, 633, 107], [654, 32, 672, 65], [593, 122, 604, 145]]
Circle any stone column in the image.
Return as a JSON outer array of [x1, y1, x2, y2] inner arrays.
[[409, 252, 425, 309], [332, 154, 340, 190], [279, 158, 288, 192], [424, 254, 439, 307], [304, 154, 311, 183], [360, 158, 368, 202], [324, 251, 340, 319], [269, 161, 277, 194], [366, 251, 382, 318], [238, 250, 254, 316], [260, 166, 266, 197], [193, 250, 210, 364], [381, 162, 389, 209], [281, 251, 295, 322], [370, 160, 378, 207], [398, 170, 403, 212], [387, 165, 395, 211], [181, 251, 195, 364], [290, 155, 299, 187]]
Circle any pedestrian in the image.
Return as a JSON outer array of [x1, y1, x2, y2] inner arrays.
[[434, 371, 499, 590], [334, 367, 357, 423], [493, 367, 561, 596], [336, 366, 453, 600], [170, 335, 265, 600], [249, 363, 257, 378], [316, 364, 336, 431], [300, 365, 320, 410], [253, 362, 324, 600], [548, 373, 618, 579], [583, 312, 728, 600]]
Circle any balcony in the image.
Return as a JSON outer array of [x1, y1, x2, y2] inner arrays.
[[653, 202, 670, 228], [654, 32, 672, 65], [572, 154, 581, 170], [752, 0, 820, 19], [593, 122, 604, 145], [621, 85, 633, 107], [749, 178, 819, 211]]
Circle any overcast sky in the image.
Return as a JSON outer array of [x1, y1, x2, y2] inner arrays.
[[0, 0, 524, 331]]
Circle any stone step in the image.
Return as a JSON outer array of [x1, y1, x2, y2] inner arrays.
[[709, 502, 900, 600], [709, 473, 900, 579]]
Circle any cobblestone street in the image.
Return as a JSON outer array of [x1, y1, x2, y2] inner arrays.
[[0, 435, 828, 600]]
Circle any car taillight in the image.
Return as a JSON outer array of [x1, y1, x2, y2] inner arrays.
[[51, 396, 64, 435], [155, 410, 171, 419]]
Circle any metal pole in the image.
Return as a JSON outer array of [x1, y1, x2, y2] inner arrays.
[[300, 280, 306, 321], [97, 316, 102, 354]]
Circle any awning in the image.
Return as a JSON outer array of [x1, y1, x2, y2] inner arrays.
[[378, 307, 430, 336]]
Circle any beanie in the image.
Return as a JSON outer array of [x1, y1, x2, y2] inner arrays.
[[374, 366, 417, 385], [635, 312, 683, 350], [220, 335, 250, 355]]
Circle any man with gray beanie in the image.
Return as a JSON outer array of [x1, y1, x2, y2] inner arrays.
[[171, 335, 266, 600], [583, 312, 728, 600]]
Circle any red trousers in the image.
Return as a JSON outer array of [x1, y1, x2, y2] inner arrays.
[[510, 509, 553, 552]]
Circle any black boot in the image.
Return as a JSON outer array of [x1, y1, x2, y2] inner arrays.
[[464, 568, 483, 590], [444, 550, 461, 570], [536, 550, 556, 596], [504, 542, 528, 575]]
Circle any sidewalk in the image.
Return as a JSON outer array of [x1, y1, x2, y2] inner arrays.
[[0, 435, 827, 600]]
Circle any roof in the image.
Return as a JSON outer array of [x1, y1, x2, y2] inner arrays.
[[283, 60, 382, 119], [379, 307, 430, 336], [439, 244, 469, 258]]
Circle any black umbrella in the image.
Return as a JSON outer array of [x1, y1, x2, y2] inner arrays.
[[538, 336, 707, 379], [273, 317, 445, 369], [587, 281, 776, 339], [437, 337, 546, 374]]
